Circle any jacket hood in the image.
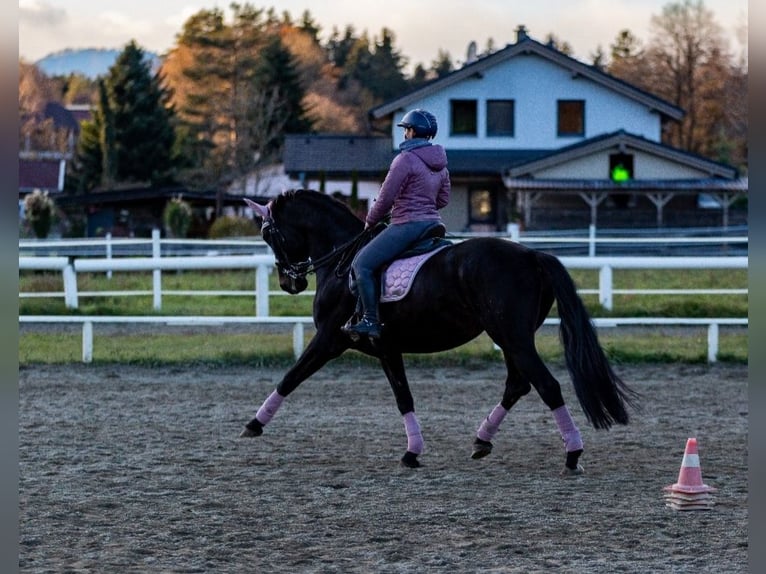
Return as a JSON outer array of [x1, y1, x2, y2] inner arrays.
[[410, 144, 448, 171]]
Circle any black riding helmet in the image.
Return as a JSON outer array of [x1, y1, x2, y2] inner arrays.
[[397, 109, 438, 139]]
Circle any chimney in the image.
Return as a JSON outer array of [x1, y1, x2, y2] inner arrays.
[[516, 25, 528, 43]]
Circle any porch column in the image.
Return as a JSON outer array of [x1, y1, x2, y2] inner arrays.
[[577, 192, 608, 227], [646, 192, 675, 227]]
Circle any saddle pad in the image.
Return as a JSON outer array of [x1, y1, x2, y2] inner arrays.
[[380, 245, 449, 302]]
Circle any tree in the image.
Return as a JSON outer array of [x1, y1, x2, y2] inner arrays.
[[70, 40, 177, 190], [646, 0, 727, 153], [163, 4, 313, 194], [107, 41, 177, 184]]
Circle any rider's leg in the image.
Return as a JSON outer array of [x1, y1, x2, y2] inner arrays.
[[344, 222, 434, 338]]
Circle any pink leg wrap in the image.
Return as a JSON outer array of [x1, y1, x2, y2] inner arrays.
[[255, 390, 285, 425], [403, 412, 424, 454], [477, 403, 509, 442], [552, 405, 583, 452]]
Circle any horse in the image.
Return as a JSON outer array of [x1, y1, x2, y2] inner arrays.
[[240, 190, 638, 473]]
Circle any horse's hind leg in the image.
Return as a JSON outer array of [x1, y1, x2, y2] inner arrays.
[[379, 351, 423, 469], [510, 345, 584, 475], [472, 357, 531, 459]]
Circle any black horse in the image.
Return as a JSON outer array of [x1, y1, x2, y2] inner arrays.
[[241, 190, 638, 473]]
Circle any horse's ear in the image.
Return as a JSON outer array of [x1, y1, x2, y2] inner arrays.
[[244, 198, 270, 219]]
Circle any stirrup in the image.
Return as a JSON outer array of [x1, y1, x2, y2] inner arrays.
[[342, 317, 382, 339]]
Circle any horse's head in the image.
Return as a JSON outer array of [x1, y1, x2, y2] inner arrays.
[[244, 196, 309, 294]]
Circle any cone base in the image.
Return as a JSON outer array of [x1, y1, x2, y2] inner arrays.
[[664, 483, 716, 494]]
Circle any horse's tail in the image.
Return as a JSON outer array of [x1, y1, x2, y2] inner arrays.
[[536, 252, 640, 429]]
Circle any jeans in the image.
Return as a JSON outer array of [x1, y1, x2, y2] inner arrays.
[[351, 220, 438, 320]]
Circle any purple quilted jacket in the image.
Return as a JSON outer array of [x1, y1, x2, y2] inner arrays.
[[365, 144, 450, 226]]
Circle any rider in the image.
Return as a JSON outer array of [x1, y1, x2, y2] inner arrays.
[[343, 108, 451, 339]]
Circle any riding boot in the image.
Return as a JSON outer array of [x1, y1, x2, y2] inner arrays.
[[343, 276, 382, 339]]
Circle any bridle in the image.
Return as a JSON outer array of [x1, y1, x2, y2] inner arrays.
[[260, 212, 373, 281]]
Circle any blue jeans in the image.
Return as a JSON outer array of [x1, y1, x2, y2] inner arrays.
[[351, 220, 438, 320]]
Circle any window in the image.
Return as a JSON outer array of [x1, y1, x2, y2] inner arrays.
[[609, 153, 634, 182], [450, 100, 477, 135], [469, 189, 495, 223], [487, 100, 515, 136], [557, 100, 585, 136]]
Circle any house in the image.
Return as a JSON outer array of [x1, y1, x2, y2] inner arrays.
[[284, 26, 746, 231]]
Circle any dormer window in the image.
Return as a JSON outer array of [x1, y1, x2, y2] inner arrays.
[[450, 99, 477, 136], [557, 99, 585, 136]]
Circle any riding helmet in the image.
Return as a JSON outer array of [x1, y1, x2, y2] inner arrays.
[[397, 109, 438, 139]]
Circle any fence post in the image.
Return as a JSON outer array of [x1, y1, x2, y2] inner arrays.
[[293, 322, 304, 359], [63, 263, 79, 309], [589, 224, 596, 257], [255, 264, 270, 316], [599, 265, 613, 310], [105, 232, 112, 279], [707, 323, 719, 363], [82, 321, 93, 363], [152, 229, 162, 311]]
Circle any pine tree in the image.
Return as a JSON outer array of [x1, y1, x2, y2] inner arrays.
[[70, 40, 177, 190], [107, 40, 176, 184]]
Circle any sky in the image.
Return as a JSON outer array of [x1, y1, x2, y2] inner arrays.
[[19, 0, 749, 70]]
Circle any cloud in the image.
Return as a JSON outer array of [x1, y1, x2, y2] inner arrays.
[[19, 0, 67, 27]]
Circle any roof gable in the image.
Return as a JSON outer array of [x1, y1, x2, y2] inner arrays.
[[507, 130, 737, 179], [370, 37, 683, 122]]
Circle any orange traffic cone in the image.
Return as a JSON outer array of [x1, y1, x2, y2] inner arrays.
[[663, 437, 716, 511]]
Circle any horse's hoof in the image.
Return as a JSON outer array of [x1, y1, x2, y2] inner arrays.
[[239, 419, 263, 438], [471, 438, 493, 459], [561, 464, 584, 476], [562, 449, 584, 475], [400, 451, 421, 468]]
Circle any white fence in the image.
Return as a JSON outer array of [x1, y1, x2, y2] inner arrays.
[[19, 229, 748, 317], [18, 315, 746, 364], [18, 252, 748, 313], [19, 232, 748, 364]]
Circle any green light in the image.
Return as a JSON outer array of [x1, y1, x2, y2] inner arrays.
[[611, 164, 630, 182]]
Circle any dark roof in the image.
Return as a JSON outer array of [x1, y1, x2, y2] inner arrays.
[[52, 186, 262, 208], [19, 158, 64, 193], [507, 130, 739, 179], [444, 149, 551, 174], [283, 135, 395, 177], [283, 134, 556, 178], [43, 102, 80, 134], [370, 37, 684, 122]]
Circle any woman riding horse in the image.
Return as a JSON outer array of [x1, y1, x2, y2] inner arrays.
[[343, 108, 451, 340]]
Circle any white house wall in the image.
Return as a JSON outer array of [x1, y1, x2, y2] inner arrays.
[[390, 54, 662, 150]]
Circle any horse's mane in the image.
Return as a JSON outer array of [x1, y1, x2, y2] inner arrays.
[[271, 189, 362, 230]]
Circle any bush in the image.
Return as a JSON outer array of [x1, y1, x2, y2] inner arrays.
[[207, 215, 260, 238], [163, 196, 193, 238], [23, 189, 55, 238]]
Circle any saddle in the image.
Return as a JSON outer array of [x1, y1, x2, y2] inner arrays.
[[349, 222, 452, 303]]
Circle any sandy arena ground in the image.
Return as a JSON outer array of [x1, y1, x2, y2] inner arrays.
[[19, 362, 748, 573]]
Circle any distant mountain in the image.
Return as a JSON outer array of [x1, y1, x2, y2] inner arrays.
[[35, 48, 161, 79]]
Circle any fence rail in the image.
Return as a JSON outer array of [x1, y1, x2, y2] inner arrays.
[[18, 315, 746, 364], [19, 252, 748, 313]]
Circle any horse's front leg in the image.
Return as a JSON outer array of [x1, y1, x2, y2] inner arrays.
[[240, 330, 346, 438], [379, 350, 422, 468]]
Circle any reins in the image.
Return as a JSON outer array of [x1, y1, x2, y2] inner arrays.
[[264, 216, 378, 281]]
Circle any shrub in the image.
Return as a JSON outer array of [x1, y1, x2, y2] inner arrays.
[[23, 189, 55, 238], [207, 215, 260, 238], [163, 196, 193, 238]]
